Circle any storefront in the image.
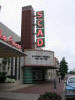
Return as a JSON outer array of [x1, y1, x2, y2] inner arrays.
[[23, 49, 58, 83], [0, 22, 26, 83], [20, 6, 60, 84]]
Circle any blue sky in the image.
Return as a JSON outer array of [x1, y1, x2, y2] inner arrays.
[[0, 0, 75, 70]]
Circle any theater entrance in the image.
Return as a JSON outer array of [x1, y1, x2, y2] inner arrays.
[[23, 67, 45, 84], [32, 70, 44, 83]]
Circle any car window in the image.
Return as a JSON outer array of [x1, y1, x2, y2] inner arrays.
[[68, 78, 75, 83]]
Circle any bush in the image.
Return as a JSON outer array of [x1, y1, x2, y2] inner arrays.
[[0, 72, 7, 83], [37, 92, 61, 100], [7, 75, 15, 79], [5, 78, 16, 83]]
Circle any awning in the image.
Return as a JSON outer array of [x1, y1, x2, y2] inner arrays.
[[0, 39, 26, 57]]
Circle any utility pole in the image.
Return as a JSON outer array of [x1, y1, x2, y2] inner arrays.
[[0, 5, 1, 22], [0, 5, 1, 11]]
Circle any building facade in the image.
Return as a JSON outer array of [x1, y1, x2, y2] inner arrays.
[[21, 6, 35, 49], [0, 5, 60, 84], [0, 22, 25, 83], [22, 49, 58, 83]]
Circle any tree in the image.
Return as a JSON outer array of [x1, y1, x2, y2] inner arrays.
[[59, 57, 68, 79]]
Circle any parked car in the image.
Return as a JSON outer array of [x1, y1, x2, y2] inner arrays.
[[65, 75, 75, 99]]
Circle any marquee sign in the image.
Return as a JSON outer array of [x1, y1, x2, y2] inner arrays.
[[0, 29, 21, 49], [36, 11, 45, 47]]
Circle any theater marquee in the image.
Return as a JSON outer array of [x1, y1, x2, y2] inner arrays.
[[36, 11, 45, 47]]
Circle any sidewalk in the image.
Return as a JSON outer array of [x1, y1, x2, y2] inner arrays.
[[0, 79, 64, 100], [0, 92, 39, 100], [14, 79, 64, 96]]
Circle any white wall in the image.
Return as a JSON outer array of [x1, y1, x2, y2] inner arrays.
[[24, 50, 54, 66], [45, 69, 56, 81]]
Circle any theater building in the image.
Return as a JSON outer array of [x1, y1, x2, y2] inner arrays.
[[0, 22, 59, 84], [20, 6, 59, 83], [23, 49, 59, 83], [0, 5, 60, 84]]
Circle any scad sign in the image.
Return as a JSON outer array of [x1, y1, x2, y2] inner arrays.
[[36, 11, 45, 47]]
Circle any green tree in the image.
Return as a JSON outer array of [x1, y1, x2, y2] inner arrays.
[[59, 57, 68, 79]]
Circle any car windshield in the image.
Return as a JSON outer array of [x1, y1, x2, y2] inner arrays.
[[68, 78, 75, 83]]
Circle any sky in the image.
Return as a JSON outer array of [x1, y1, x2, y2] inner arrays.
[[0, 0, 75, 71]]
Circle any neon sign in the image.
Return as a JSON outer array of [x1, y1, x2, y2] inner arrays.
[[36, 19, 44, 28], [0, 29, 21, 49], [36, 11, 44, 19], [36, 11, 45, 47], [36, 38, 45, 47], [36, 29, 44, 37]]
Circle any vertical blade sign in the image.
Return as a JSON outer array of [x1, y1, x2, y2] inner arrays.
[[36, 11, 45, 47]]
